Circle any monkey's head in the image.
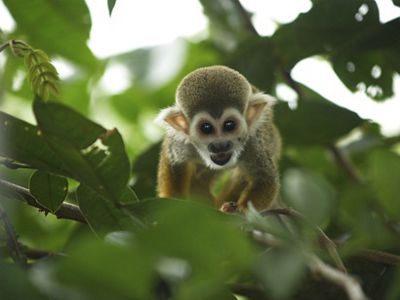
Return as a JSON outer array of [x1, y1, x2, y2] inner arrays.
[[157, 65, 275, 170]]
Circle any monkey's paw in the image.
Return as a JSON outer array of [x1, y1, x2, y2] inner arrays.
[[219, 201, 239, 213]]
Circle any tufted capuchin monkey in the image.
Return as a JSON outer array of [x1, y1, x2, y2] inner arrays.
[[156, 65, 281, 212]]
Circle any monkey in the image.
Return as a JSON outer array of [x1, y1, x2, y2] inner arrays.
[[156, 65, 281, 212]]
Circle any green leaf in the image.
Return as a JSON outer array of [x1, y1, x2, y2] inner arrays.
[[368, 149, 400, 218], [256, 248, 306, 300], [274, 85, 363, 146], [393, 0, 400, 7], [282, 168, 336, 225], [272, 0, 379, 68], [137, 200, 255, 299], [386, 269, 400, 300], [0, 111, 70, 176], [77, 184, 143, 236], [0, 263, 46, 300], [131, 142, 160, 198], [29, 170, 68, 213], [338, 184, 393, 249], [331, 18, 400, 100], [140, 200, 254, 274], [3, 0, 98, 70], [108, 0, 117, 16], [33, 99, 130, 204], [56, 237, 153, 300], [198, 0, 253, 44]]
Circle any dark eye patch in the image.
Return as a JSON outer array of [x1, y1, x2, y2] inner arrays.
[[223, 120, 236, 132], [200, 122, 214, 134]]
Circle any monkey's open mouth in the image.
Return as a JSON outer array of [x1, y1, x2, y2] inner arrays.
[[210, 152, 232, 166]]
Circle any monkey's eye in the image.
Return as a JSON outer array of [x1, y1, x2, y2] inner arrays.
[[200, 122, 214, 135], [223, 120, 236, 132]]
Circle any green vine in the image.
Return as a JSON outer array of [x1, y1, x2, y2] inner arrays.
[[0, 39, 59, 100]]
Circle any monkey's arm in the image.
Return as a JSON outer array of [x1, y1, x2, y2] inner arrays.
[[217, 164, 279, 212], [237, 169, 279, 211], [219, 124, 281, 212], [157, 139, 193, 198]]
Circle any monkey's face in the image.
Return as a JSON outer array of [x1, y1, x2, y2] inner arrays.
[[189, 108, 248, 170]]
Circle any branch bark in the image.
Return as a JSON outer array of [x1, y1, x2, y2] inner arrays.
[[307, 254, 368, 300], [0, 178, 86, 223]]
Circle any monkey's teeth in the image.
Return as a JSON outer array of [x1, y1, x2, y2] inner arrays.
[[210, 153, 232, 166]]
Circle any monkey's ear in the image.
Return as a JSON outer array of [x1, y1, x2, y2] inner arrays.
[[156, 106, 189, 134], [246, 93, 276, 129]]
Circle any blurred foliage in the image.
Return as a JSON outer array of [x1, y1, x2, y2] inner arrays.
[[0, 0, 400, 300]]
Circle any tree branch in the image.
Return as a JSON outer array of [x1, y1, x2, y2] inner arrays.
[[0, 178, 86, 223], [329, 144, 363, 184], [261, 207, 347, 273], [307, 254, 368, 300]]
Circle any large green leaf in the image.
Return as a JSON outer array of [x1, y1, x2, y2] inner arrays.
[[274, 85, 363, 145], [33, 99, 130, 204], [56, 237, 154, 300], [331, 18, 400, 100], [0, 111, 69, 175], [368, 149, 400, 218], [282, 168, 336, 225], [137, 200, 254, 299], [272, 0, 379, 69], [77, 184, 143, 237], [256, 248, 306, 300], [131, 142, 160, 199], [29, 170, 68, 213], [3, 0, 98, 70], [0, 264, 46, 300]]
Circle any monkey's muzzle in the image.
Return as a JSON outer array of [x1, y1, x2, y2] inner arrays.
[[210, 152, 232, 166]]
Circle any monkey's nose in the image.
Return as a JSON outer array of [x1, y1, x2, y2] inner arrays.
[[208, 141, 232, 153]]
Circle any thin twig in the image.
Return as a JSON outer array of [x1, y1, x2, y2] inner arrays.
[[307, 254, 369, 300], [0, 204, 28, 267], [0, 178, 86, 223], [359, 249, 400, 266], [261, 207, 347, 273], [23, 246, 66, 260], [329, 144, 363, 183]]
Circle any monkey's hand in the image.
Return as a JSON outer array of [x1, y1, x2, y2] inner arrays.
[[219, 201, 239, 213]]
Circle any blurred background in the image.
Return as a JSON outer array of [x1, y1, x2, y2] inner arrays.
[[1, 0, 400, 154], [1, 1, 400, 298]]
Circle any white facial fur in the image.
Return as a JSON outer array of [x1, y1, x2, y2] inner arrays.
[[155, 92, 275, 169], [189, 108, 248, 170]]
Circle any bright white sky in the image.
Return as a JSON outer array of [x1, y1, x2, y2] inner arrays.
[[0, 0, 399, 135]]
